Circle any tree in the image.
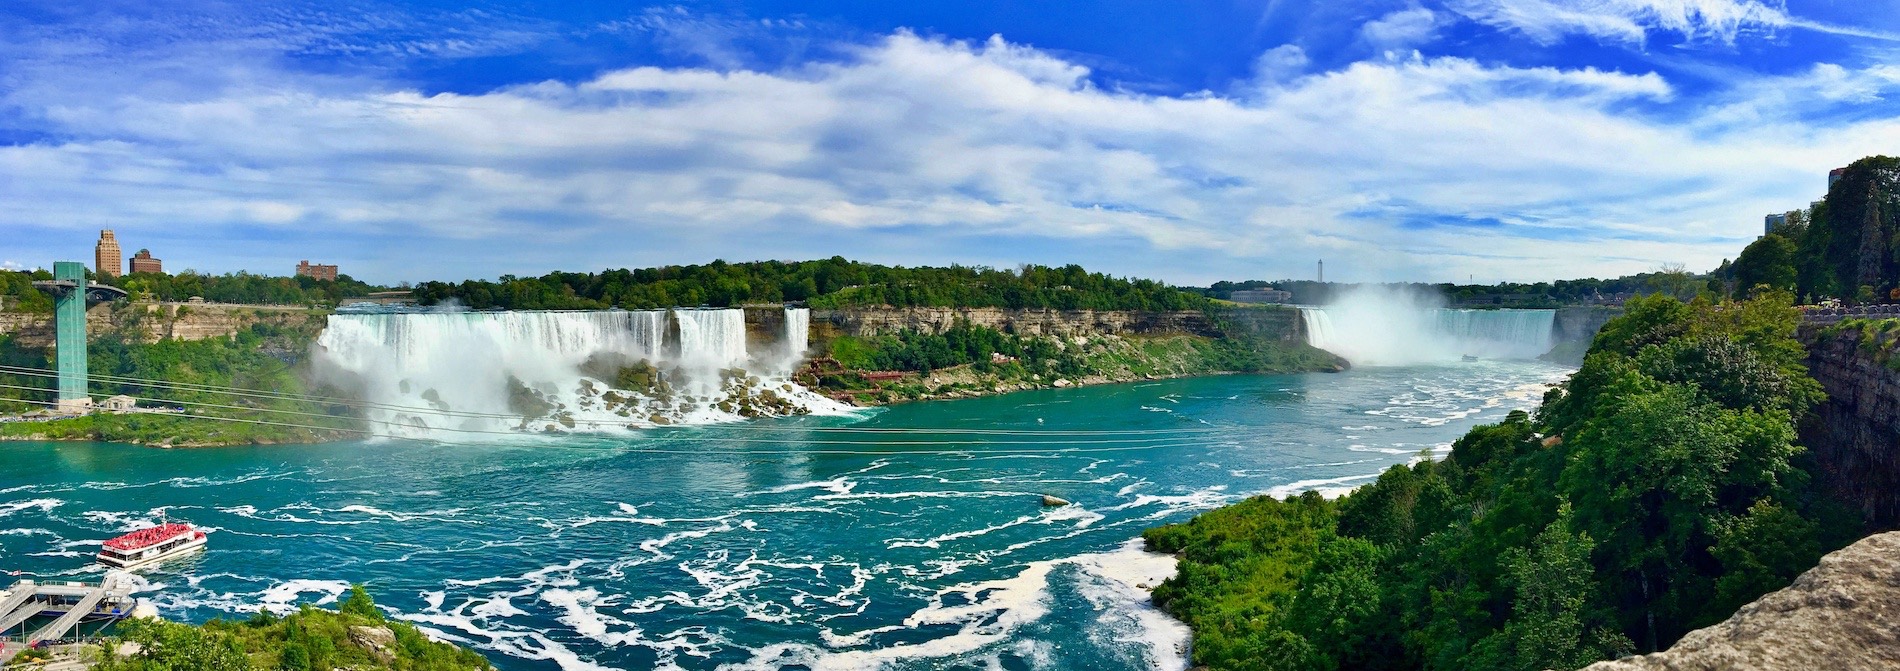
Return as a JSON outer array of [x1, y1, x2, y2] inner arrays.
[[340, 583, 384, 621], [1730, 234, 1797, 298], [1466, 505, 1632, 671]]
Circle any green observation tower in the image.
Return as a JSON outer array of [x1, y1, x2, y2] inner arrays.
[[32, 261, 126, 414]]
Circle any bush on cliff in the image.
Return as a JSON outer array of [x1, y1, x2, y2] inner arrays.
[[1144, 292, 1863, 671]]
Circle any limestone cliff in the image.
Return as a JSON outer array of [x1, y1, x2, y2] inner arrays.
[[0, 302, 326, 347], [1581, 531, 1900, 671], [1797, 323, 1900, 526]]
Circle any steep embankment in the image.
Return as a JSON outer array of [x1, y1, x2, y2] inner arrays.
[[1581, 531, 1900, 671]]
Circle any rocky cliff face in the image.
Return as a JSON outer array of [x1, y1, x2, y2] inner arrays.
[[1554, 307, 1621, 343], [1797, 324, 1900, 526], [809, 306, 1300, 340], [0, 303, 327, 347], [1581, 531, 1900, 671]]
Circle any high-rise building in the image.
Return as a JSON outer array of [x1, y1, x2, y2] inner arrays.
[[94, 230, 122, 278], [1764, 213, 1788, 237], [129, 249, 163, 274], [1317, 259, 1325, 283], [296, 260, 339, 282], [1830, 167, 1848, 189]]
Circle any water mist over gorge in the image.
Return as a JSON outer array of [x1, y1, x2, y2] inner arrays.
[[1299, 287, 1558, 366], [312, 307, 846, 436]]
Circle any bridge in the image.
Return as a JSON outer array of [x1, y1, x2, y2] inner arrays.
[[0, 579, 137, 662]]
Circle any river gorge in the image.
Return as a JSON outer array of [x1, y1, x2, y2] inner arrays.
[[0, 300, 1572, 670]]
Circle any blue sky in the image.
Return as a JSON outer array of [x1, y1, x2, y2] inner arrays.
[[2, 0, 1897, 285]]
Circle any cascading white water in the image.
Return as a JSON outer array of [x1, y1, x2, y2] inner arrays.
[[674, 309, 748, 370], [783, 307, 810, 368], [314, 308, 841, 438], [1298, 288, 1555, 366]]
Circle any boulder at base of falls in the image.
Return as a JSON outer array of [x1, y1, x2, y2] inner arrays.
[[1581, 531, 1900, 671], [1041, 495, 1071, 507]]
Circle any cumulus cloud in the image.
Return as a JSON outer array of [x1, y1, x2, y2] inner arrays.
[[0, 29, 1894, 283]]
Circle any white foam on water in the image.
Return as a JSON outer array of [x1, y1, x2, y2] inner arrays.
[[258, 579, 353, 614], [886, 505, 1105, 549], [0, 498, 62, 517], [1264, 473, 1381, 499], [728, 537, 1189, 671]]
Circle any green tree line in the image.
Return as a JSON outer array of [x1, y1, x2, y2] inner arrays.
[[1144, 292, 1861, 671], [412, 257, 1211, 311]]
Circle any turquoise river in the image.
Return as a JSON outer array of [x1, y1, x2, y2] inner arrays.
[[0, 361, 1569, 670]]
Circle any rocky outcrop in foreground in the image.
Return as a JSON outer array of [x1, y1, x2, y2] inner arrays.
[[1582, 531, 1900, 670]]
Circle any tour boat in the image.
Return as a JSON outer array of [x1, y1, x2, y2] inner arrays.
[[96, 523, 207, 570]]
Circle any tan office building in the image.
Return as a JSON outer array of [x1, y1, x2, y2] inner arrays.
[[95, 230, 122, 278]]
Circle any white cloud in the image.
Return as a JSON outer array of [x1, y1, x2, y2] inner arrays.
[[1449, 0, 1796, 45], [1252, 45, 1312, 83], [0, 31, 1894, 283], [1361, 7, 1443, 52]]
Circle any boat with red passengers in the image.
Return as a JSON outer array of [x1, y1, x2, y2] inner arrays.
[[95, 523, 207, 570]]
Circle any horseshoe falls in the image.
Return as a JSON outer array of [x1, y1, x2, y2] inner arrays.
[[1298, 291, 1556, 366]]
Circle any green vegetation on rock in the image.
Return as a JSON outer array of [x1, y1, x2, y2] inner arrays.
[[1143, 292, 1862, 671], [812, 320, 1341, 403], [93, 586, 492, 671]]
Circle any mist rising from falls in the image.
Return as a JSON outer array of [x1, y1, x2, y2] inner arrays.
[[1299, 287, 1555, 366], [314, 307, 844, 438]]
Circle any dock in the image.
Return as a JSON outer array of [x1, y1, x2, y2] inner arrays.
[[0, 579, 136, 660]]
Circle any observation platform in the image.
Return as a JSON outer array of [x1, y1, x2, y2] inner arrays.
[[0, 579, 137, 661], [29, 280, 126, 303]]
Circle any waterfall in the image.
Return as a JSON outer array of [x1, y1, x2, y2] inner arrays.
[[674, 308, 748, 369], [783, 307, 810, 369], [314, 309, 847, 438], [1300, 298, 1556, 366]]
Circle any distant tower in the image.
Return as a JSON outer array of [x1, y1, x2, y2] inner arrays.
[[1318, 259, 1325, 283], [94, 230, 122, 278]]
